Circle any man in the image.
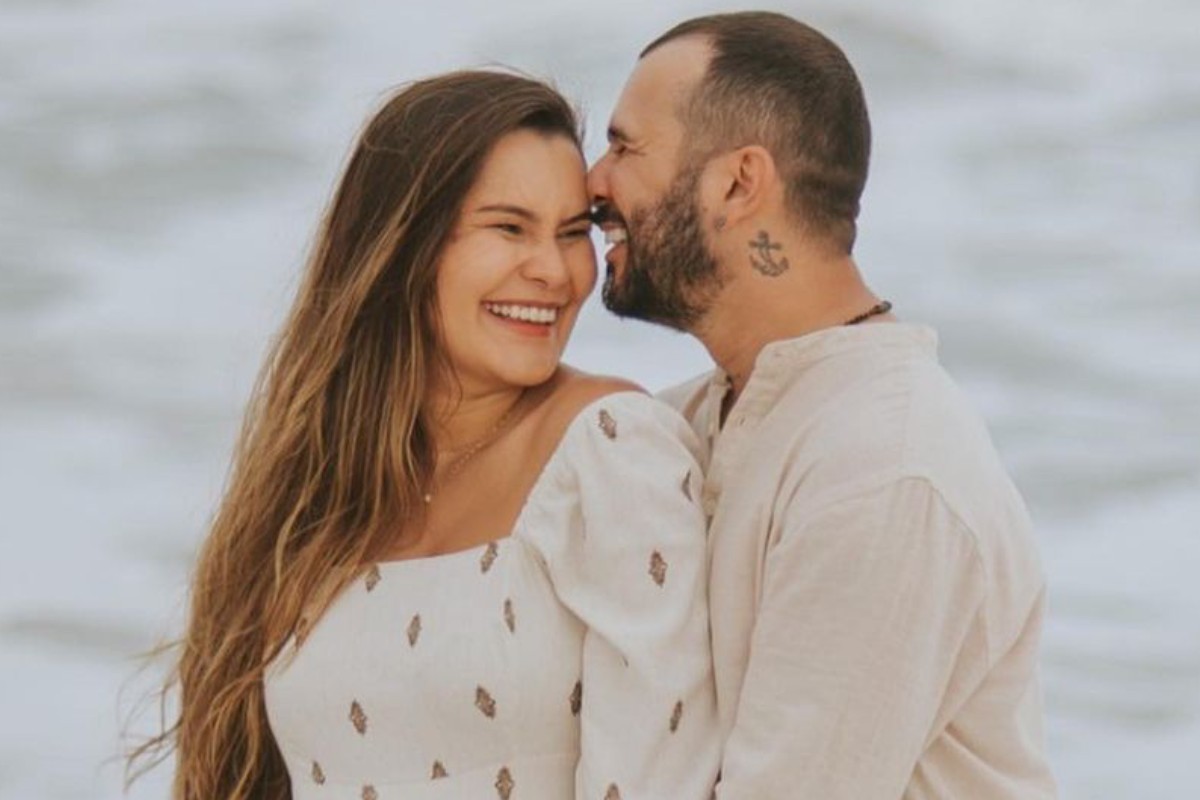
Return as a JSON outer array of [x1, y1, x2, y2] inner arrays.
[[588, 11, 1057, 799]]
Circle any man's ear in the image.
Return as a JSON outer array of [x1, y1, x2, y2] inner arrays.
[[701, 145, 777, 228]]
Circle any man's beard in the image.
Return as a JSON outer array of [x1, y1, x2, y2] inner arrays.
[[601, 166, 722, 332]]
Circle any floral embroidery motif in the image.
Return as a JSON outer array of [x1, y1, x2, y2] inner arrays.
[[649, 551, 667, 587], [480, 542, 499, 573], [503, 598, 516, 634], [605, 784, 622, 800], [598, 409, 618, 440], [364, 564, 381, 592], [670, 700, 683, 733], [311, 761, 325, 785], [681, 470, 693, 501], [349, 700, 368, 735], [495, 767, 515, 799], [569, 680, 582, 716], [407, 614, 422, 647], [476, 686, 497, 719], [361, 786, 377, 800], [431, 760, 448, 779]]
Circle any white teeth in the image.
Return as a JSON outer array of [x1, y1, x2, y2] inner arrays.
[[485, 303, 559, 325], [604, 227, 628, 245]]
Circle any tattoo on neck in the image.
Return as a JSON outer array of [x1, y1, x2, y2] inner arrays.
[[713, 215, 727, 232], [748, 230, 789, 276]]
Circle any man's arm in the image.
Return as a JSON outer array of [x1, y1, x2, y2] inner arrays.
[[717, 476, 990, 799]]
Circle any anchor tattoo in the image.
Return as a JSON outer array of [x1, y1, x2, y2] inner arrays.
[[748, 230, 789, 276]]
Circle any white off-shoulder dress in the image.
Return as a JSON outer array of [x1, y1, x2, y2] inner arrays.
[[264, 392, 721, 800]]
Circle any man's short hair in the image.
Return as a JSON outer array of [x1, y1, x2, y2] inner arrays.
[[642, 12, 871, 253]]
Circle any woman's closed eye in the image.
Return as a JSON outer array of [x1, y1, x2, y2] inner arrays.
[[558, 224, 592, 240]]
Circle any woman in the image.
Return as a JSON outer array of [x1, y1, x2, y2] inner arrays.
[[130, 70, 719, 799]]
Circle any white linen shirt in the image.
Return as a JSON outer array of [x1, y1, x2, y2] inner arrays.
[[661, 323, 1057, 800]]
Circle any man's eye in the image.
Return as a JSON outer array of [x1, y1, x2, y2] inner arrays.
[[494, 223, 523, 235], [560, 226, 592, 239]]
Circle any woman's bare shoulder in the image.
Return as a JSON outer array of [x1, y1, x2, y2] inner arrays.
[[551, 366, 645, 408], [527, 366, 646, 445]]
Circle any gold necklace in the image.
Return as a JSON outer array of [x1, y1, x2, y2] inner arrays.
[[423, 389, 531, 504]]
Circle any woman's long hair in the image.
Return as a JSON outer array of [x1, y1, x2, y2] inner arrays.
[[126, 70, 580, 799]]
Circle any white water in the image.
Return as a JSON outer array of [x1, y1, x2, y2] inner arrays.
[[1, 1, 1197, 797]]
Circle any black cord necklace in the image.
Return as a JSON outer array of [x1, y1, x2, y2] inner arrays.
[[843, 300, 892, 326]]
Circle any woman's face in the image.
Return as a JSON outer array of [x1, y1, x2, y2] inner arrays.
[[435, 129, 596, 397]]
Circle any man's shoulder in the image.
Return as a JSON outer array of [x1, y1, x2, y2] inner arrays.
[[768, 353, 1026, 530], [782, 355, 1042, 580]]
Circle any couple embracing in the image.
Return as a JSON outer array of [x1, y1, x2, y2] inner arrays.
[[133, 11, 1057, 800]]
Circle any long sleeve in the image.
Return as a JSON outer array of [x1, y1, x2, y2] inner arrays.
[[716, 476, 990, 800], [521, 391, 721, 800]]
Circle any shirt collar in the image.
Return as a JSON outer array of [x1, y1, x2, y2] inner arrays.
[[713, 323, 939, 422]]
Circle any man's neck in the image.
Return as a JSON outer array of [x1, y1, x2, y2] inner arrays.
[[692, 250, 883, 401]]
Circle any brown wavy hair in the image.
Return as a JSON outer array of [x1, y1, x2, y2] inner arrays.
[[126, 70, 580, 799]]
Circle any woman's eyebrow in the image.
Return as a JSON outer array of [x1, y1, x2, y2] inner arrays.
[[475, 203, 537, 221], [475, 205, 592, 227]]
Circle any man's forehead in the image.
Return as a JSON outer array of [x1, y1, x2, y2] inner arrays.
[[612, 36, 712, 136]]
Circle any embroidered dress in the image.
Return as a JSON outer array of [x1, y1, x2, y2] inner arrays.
[[264, 392, 719, 800]]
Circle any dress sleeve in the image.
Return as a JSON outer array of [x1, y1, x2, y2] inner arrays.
[[522, 391, 721, 800]]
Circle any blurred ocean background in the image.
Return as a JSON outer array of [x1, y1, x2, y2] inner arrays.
[[1, 0, 1197, 797]]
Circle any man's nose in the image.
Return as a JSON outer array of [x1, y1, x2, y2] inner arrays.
[[586, 153, 611, 205]]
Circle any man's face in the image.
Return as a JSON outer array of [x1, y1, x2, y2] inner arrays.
[[587, 38, 723, 331]]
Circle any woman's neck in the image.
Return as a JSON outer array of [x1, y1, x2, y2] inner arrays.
[[427, 385, 528, 455]]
